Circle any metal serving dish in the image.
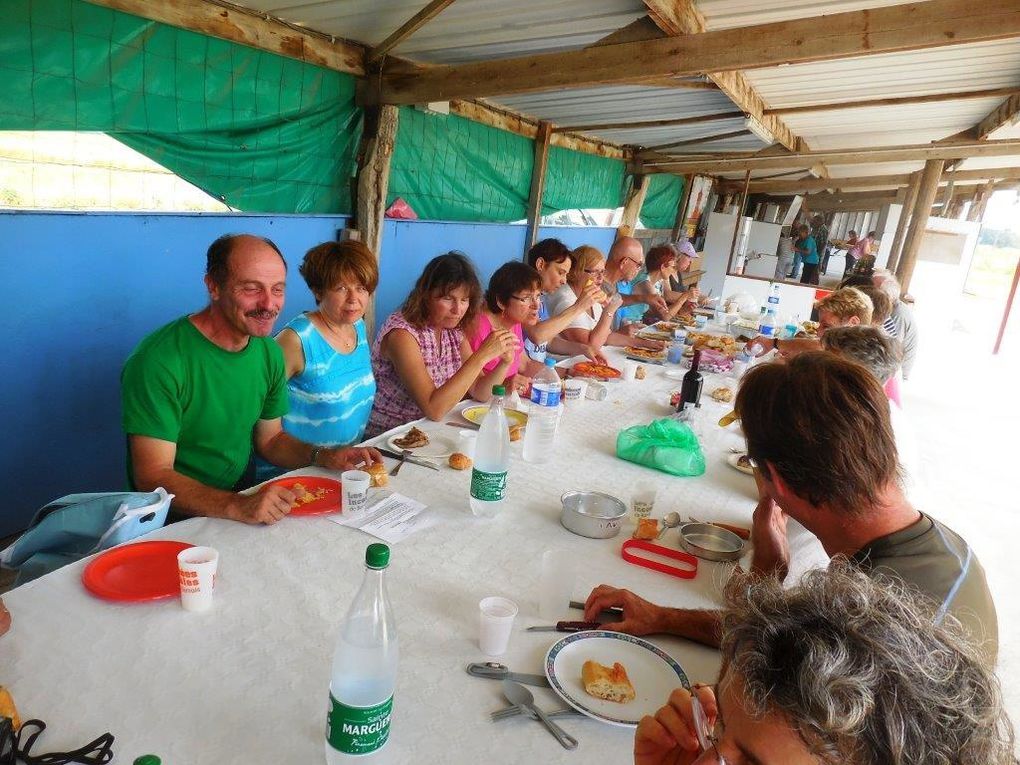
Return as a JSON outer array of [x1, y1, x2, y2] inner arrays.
[[560, 491, 628, 539], [678, 522, 745, 562]]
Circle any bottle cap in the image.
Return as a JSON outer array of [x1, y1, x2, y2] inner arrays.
[[365, 543, 390, 570], [134, 757, 161, 765], [492, 385, 506, 396], [544, 358, 557, 367]]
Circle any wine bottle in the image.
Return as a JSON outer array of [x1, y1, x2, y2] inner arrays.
[[678, 349, 704, 411]]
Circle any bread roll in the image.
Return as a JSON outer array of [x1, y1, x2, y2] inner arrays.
[[581, 660, 636, 703], [366, 462, 388, 488], [448, 452, 472, 470]]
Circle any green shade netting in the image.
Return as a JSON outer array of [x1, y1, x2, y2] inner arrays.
[[543, 146, 626, 214], [0, 0, 360, 213], [640, 173, 684, 229], [387, 106, 533, 222]]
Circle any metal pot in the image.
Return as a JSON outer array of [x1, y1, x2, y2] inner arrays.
[[560, 491, 627, 539], [677, 523, 744, 562]]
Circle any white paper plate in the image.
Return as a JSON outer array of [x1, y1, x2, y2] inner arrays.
[[544, 631, 690, 727], [726, 452, 755, 476], [460, 405, 528, 427], [386, 430, 457, 459]]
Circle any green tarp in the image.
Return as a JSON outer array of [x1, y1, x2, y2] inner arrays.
[[1, 0, 360, 213], [641, 173, 685, 230], [543, 147, 626, 215]]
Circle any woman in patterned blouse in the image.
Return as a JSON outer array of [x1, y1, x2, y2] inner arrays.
[[367, 252, 516, 437]]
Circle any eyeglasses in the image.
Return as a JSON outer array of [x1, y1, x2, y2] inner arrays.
[[510, 293, 542, 305], [624, 256, 643, 267], [583, 268, 606, 276], [691, 690, 727, 764]]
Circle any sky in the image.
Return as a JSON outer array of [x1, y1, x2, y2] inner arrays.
[[983, 189, 1020, 232]]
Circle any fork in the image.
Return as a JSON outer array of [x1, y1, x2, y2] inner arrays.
[[490, 706, 581, 722], [389, 450, 410, 476]]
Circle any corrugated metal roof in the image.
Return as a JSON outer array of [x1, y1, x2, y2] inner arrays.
[[697, 0, 911, 30]]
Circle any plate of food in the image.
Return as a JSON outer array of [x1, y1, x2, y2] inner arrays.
[[569, 361, 622, 380], [624, 346, 667, 364], [635, 327, 673, 342], [264, 476, 341, 515], [460, 405, 529, 428], [387, 426, 457, 459], [726, 452, 755, 476], [544, 631, 690, 727], [797, 320, 820, 337]]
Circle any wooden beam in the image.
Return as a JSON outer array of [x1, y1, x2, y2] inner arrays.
[[718, 166, 1020, 194], [765, 87, 1020, 116], [967, 181, 995, 222], [897, 159, 945, 293], [365, 0, 1020, 107], [618, 175, 650, 238], [83, 0, 365, 74], [368, 0, 457, 63], [671, 175, 693, 241], [588, 15, 666, 47], [642, 0, 799, 151], [552, 111, 745, 135], [729, 170, 752, 266], [642, 139, 1020, 173], [642, 129, 751, 153], [974, 94, 1020, 140], [886, 171, 921, 273], [993, 254, 1020, 354], [353, 105, 399, 333], [524, 122, 553, 253]]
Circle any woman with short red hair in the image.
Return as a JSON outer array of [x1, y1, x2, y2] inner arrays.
[[627, 244, 700, 324]]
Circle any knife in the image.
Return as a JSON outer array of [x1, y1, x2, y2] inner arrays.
[[376, 446, 440, 471], [466, 662, 550, 688], [569, 600, 623, 617], [526, 621, 601, 633]]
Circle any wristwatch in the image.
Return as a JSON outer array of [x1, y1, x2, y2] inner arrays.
[[772, 337, 780, 351], [309, 445, 322, 467]]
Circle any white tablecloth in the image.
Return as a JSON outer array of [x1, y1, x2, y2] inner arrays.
[[3, 348, 827, 764]]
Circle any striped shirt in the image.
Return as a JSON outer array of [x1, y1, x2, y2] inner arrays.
[[851, 513, 998, 664]]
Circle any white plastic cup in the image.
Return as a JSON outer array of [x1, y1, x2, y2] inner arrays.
[[341, 469, 371, 516], [631, 480, 658, 525], [457, 430, 478, 459], [479, 596, 518, 656], [563, 379, 587, 402], [585, 382, 608, 401], [178, 546, 219, 612], [539, 550, 577, 621], [621, 361, 638, 381]]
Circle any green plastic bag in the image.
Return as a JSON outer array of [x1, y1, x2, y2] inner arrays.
[[616, 418, 706, 477]]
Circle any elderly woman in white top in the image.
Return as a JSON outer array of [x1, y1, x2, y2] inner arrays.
[[545, 245, 664, 352]]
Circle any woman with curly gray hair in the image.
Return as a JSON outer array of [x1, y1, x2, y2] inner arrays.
[[634, 565, 1015, 765]]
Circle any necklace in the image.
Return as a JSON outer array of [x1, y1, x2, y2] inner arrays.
[[314, 311, 356, 352]]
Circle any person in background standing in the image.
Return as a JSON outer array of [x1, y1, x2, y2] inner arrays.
[[795, 224, 820, 285], [812, 214, 831, 275]]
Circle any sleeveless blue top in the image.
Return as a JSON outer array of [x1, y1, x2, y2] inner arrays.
[[281, 314, 376, 448]]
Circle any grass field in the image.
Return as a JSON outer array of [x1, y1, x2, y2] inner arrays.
[[965, 244, 1020, 299]]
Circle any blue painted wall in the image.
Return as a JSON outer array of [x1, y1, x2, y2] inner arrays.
[[0, 212, 616, 536]]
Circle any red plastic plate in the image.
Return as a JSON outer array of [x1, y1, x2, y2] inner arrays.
[[264, 476, 342, 516], [82, 540, 194, 602]]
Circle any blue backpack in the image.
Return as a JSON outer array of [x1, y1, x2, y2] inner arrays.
[[0, 488, 173, 586]]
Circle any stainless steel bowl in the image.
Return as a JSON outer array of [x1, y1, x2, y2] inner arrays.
[[678, 522, 745, 562], [560, 491, 628, 539]]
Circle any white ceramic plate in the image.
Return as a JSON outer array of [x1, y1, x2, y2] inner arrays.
[[387, 430, 457, 459], [726, 452, 755, 476], [544, 631, 690, 727]]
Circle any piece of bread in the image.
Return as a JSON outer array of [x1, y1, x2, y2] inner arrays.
[[393, 426, 429, 449], [582, 661, 636, 703], [509, 424, 524, 442], [711, 386, 734, 403], [365, 462, 388, 488], [632, 518, 659, 540], [635, 365, 646, 380], [448, 452, 472, 470]]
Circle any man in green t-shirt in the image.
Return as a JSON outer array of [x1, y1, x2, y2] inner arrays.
[[582, 353, 998, 665], [121, 234, 382, 524]]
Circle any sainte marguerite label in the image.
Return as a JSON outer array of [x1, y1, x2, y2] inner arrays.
[[470, 469, 507, 502], [327, 694, 393, 755]]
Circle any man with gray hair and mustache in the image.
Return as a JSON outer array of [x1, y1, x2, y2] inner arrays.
[[121, 234, 380, 525]]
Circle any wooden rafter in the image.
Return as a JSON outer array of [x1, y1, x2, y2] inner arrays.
[[974, 94, 1020, 140], [764, 87, 1020, 116], [363, 1, 1020, 112], [641, 0, 798, 152], [641, 129, 751, 153], [642, 139, 1020, 174], [368, 0, 457, 64], [552, 111, 745, 135], [717, 167, 1020, 194]]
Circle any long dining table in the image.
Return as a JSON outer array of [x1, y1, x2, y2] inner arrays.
[[3, 345, 828, 764]]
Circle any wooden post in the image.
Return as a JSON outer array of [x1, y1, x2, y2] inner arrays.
[[993, 255, 1020, 354], [896, 159, 944, 294], [354, 104, 399, 333], [671, 174, 693, 241], [524, 121, 553, 255], [618, 174, 650, 238], [728, 170, 752, 269], [968, 182, 993, 223], [886, 171, 921, 273], [939, 168, 955, 214]]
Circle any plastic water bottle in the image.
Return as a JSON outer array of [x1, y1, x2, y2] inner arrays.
[[325, 543, 398, 763], [523, 358, 562, 464], [470, 385, 511, 517], [758, 307, 778, 338], [784, 313, 800, 339], [731, 348, 754, 380], [767, 282, 781, 311]]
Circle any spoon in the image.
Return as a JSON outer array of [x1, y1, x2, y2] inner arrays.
[[502, 680, 578, 750], [657, 511, 681, 540]]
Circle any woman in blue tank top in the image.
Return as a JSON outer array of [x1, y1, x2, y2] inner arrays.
[[259, 241, 377, 480]]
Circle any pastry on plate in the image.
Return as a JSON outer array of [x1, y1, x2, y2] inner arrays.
[[509, 424, 525, 442], [711, 386, 734, 403], [366, 462, 388, 487], [582, 660, 636, 703], [448, 452, 472, 470], [393, 426, 430, 449]]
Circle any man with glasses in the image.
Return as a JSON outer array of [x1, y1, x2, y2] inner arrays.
[[602, 237, 668, 330]]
